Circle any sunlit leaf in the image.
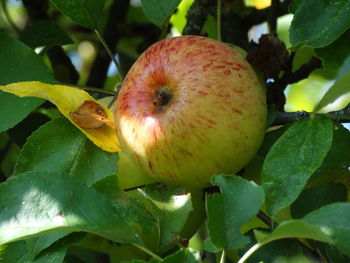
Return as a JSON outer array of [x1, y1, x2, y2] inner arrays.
[[0, 81, 119, 152], [0, 171, 141, 245]]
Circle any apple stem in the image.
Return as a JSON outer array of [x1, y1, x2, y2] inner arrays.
[[217, 0, 222, 41], [94, 29, 124, 83], [131, 243, 163, 261]]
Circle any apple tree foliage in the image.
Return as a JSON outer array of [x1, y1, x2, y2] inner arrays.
[[0, 0, 350, 262]]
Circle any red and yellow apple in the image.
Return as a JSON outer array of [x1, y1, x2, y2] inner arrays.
[[114, 35, 266, 188]]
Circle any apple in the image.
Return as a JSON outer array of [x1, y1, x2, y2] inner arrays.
[[114, 35, 266, 188]]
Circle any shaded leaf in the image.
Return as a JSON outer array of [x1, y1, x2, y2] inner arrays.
[[14, 118, 118, 186], [7, 112, 50, 147], [0, 81, 119, 152], [304, 203, 350, 257], [0, 33, 55, 133], [254, 220, 332, 244], [240, 238, 313, 263], [20, 20, 73, 49], [141, 0, 181, 28], [0, 171, 141, 245], [50, 0, 105, 29], [0, 240, 66, 263], [138, 186, 192, 252], [291, 183, 347, 219], [262, 117, 333, 217], [326, 245, 350, 263], [94, 180, 158, 252], [253, 203, 350, 258], [311, 123, 350, 184], [316, 29, 350, 69], [26, 232, 71, 260], [207, 175, 265, 249], [290, 0, 350, 48], [163, 249, 198, 263]]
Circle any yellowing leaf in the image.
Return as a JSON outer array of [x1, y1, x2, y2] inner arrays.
[[0, 81, 120, 152], [245, 0, 271, 9]]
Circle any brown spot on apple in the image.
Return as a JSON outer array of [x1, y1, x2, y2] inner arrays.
[[232, 108, 242, 114], [148, 160, 153, 171], [198, 90, 208, 96]]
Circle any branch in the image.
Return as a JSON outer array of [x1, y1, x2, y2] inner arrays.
[[86, 0, 130, 89], [272, 104, 350, 126], [281, 56, 323, 86], [182, 0, 216, 35]]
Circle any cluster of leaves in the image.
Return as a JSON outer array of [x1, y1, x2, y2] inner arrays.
[[0, 0, 350, 263]]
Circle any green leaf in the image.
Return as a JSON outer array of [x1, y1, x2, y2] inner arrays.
[[326, 245, 350, 263], [0, 240, 66, 263], [291, 183, 348, 219], [316, 29, 350, 69], [138, 186, 192, 252], [314, 71, 350, 112], [240, 239, 313, 263], [20, 20, 73, 49], [0, 171, 141, 245], [112, 191, 159, 251], [310, 123, 350, 184], [290, 0, 350, 48], [288, 0, 303, 13], [93, 177, 160, 251], [338, 55, 350, 78], [206, 175, 265, 250], [49, 0, 106, 29], [262, 117, 333, 217], [253, 203, 350, 258], [0, 232, 85, 263], [304, 203, 350, 257], [162, 249, 198, 263], [141, 0, 181, 28], [25, 232, 71, 260], [14, 118, 118, 186], [0, 33, 55, 133], [254, 220, 332, 244]]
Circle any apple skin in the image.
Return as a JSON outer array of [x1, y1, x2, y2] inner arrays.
[[115, 35, 266, 188]]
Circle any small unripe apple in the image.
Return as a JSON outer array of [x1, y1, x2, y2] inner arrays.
[[115, 36, 266, 188]]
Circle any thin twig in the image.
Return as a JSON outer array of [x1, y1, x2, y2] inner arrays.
[[94, 29, 124, 82], [217, 0, 222, 41]]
